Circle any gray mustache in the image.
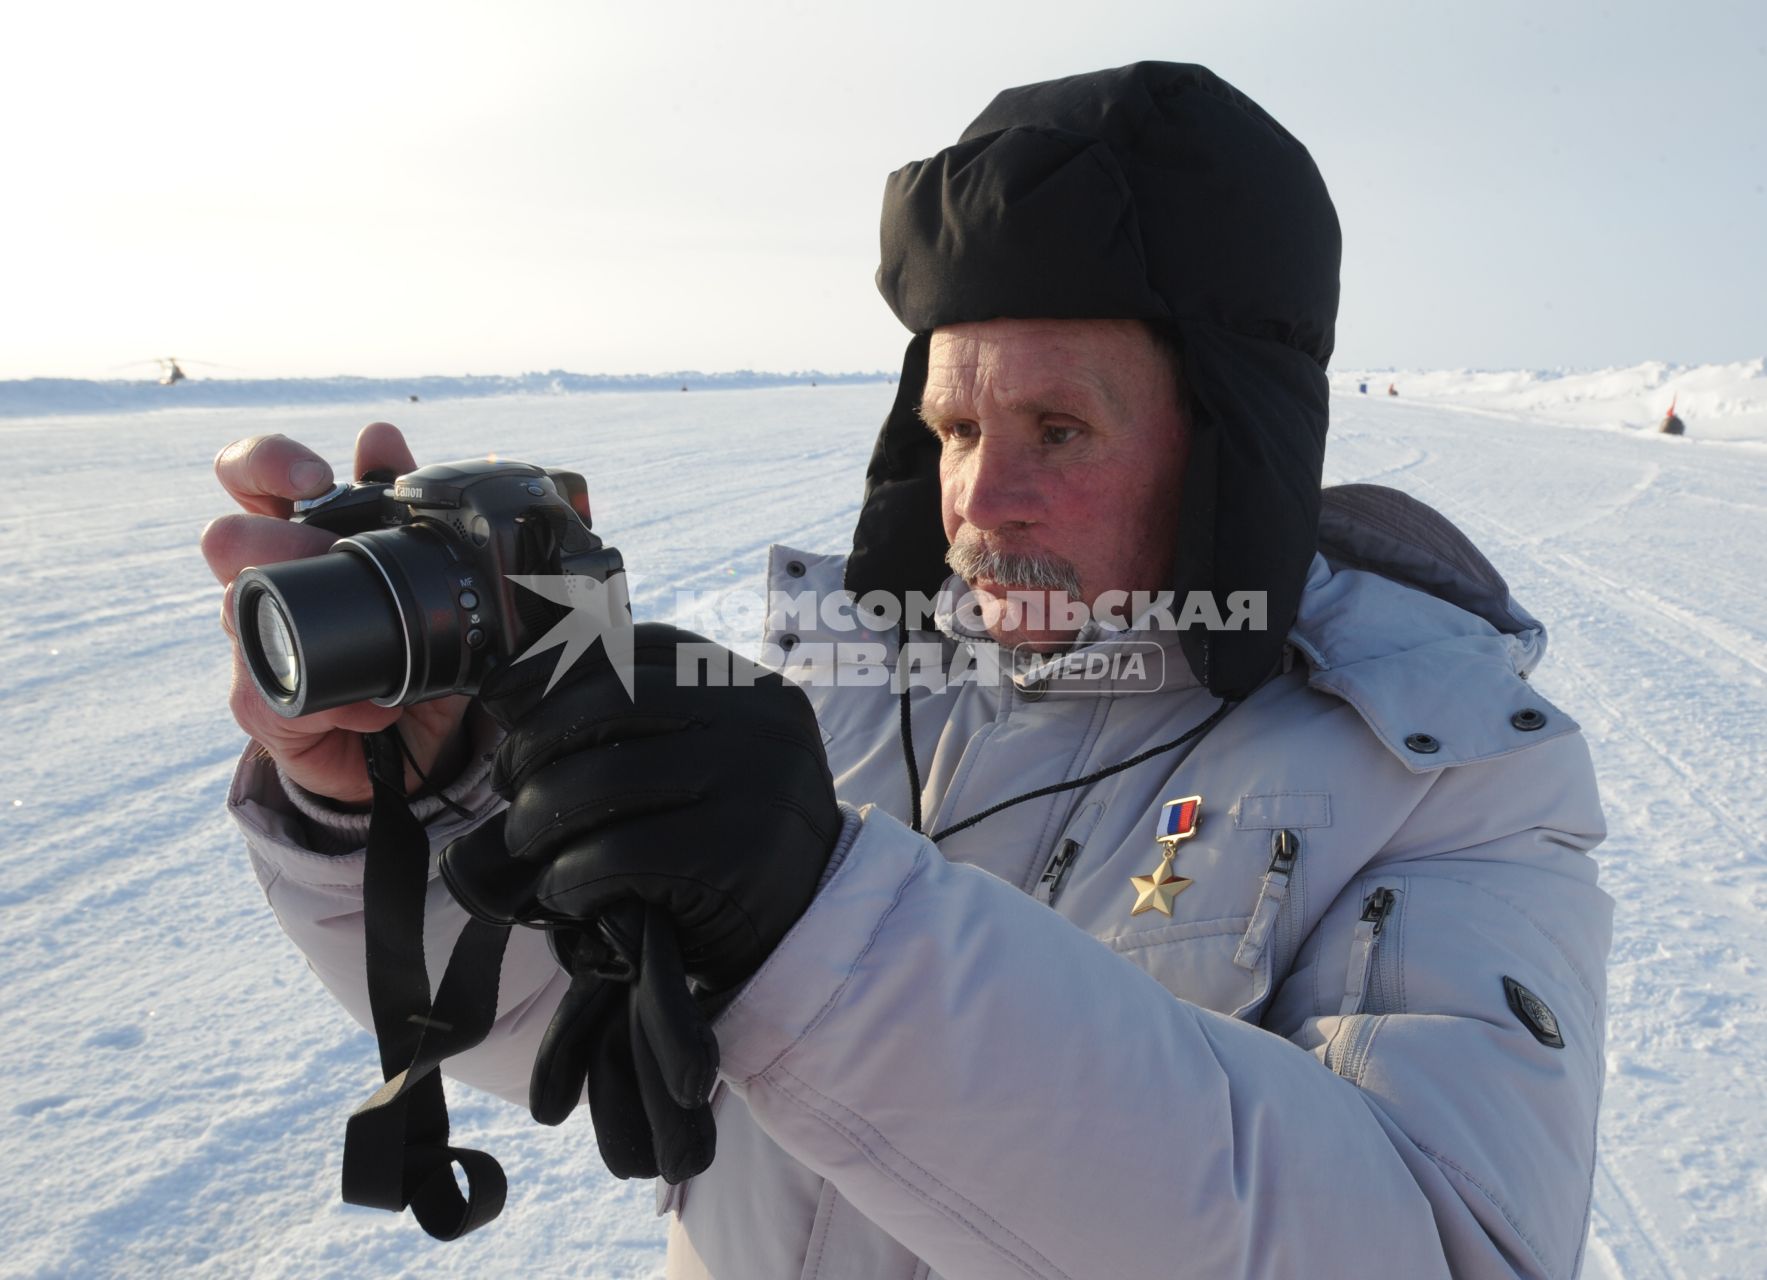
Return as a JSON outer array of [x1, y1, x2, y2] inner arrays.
[[945, 533, 1083, 598]]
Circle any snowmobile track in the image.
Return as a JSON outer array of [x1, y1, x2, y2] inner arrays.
[[1592, 1151, 1684, 1280]]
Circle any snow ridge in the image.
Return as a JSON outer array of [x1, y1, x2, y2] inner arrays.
[[0, 369, 894, 419]]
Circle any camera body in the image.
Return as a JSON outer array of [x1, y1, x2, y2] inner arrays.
[[233, 458, 624, 718]]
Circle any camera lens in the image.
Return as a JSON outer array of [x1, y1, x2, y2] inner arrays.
[[233, 523, 471, 720], [255, 594, 300, 694], [234, 550, 411, 718]]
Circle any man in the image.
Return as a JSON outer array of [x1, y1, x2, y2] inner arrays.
[[206, 63, 1610, 1277]]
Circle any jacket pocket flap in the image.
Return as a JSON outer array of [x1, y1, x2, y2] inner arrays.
[[1234, 792, 1331, 830]]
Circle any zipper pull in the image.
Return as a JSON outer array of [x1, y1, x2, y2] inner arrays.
[[1269, 828, 1298, 874], [1234, 828, 1300, 971], [1035, 838, 1082, 905], [1340, 886, 1395, 1015], [1360, 887, 1395, 933]]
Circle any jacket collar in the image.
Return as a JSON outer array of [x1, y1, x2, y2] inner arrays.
[[1290, 486, 1575, 772]]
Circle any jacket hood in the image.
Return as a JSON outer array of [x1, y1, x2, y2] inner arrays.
[[846, 62, 1342, 699]]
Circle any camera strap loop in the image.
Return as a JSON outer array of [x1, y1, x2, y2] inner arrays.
[[340, 728, 512, 1240]]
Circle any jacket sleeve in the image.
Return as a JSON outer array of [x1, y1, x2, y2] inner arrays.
[[227, 741, 569, 1107], [713, 731, 1611, 1280]]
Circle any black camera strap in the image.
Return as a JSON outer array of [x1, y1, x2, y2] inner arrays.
[[340, 727, 512, 1239]]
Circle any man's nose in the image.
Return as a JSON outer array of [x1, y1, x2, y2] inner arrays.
[[953, 438, 1043, 531]]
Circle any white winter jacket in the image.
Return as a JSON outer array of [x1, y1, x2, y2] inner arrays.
[[231, 485, 1611, 1279]]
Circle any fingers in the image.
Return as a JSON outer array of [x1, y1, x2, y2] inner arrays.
[[214, 434, 336, 518], [628, 987, 717, 1183], [440, 811, 544, 926], [529, 919, 721, 1182], [500, 741, 705, 864], [490, 689, 699, 798], [355, 421, 417, 481], [578, 988, 667, 1179], [200, 511, 334, 588], [634, 909, 719, 1109], [214, 421, 419, 517], [530, 959, 623, 1127], [207, 420, 430, 807]]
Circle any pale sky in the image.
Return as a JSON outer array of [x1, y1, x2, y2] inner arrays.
[[3, 0, 1761, 380]]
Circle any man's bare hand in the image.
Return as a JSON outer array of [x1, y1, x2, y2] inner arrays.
[[201, 423, 471, 807]]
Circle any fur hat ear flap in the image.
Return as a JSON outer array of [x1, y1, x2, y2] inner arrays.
[[843, 334, 948, 605]]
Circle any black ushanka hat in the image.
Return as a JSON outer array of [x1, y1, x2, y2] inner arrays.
[[846, 62, 1341, 699]]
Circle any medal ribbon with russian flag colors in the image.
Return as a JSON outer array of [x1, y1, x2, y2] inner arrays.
[[1130, 796, 1202, 917]]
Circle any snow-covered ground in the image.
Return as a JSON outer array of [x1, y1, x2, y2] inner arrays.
[[1333, 358, 1767, 445], [2, 372, 1763, 1278]]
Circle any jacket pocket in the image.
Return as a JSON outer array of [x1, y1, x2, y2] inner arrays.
[[798, 1180, 927, 1279]]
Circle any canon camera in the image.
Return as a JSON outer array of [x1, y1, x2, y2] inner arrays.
[[232, 457, 624, 718]]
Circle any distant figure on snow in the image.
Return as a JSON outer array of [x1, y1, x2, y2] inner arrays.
[[1660, 396, 1686, 436], [1387, 381, 1398, 397], [1358, 381, 1367, 394]]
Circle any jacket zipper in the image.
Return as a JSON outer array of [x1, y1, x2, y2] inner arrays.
[[1234, 828, 1299, 971], [1034, 838, 1082, 906], [1338, 886, 1396, 1015]]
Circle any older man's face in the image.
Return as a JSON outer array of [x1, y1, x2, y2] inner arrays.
[[920, 317, 1191, 651]]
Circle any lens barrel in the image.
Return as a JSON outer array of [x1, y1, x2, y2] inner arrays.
[[233, 524, 472, 719], [234, 552, 409, 718]]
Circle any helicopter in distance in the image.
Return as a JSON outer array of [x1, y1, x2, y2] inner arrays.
[[112, 356, 234, 386]]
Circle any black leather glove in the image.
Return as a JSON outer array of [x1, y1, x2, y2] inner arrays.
[[520, 906, 719, 1183], [440, 623, 841, 1181]]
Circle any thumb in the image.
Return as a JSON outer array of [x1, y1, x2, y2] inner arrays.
[[633, 908, 720, 1110], [439, 811, 542, 924]]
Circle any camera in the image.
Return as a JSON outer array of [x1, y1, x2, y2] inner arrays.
[[232, 457, 624, 718]]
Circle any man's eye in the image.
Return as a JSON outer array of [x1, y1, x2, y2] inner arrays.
[[947, 421, 978, 441], [1043, 424, 1081, 445]]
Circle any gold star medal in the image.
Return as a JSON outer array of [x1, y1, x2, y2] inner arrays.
[[1130, 796, 1201, 917]]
